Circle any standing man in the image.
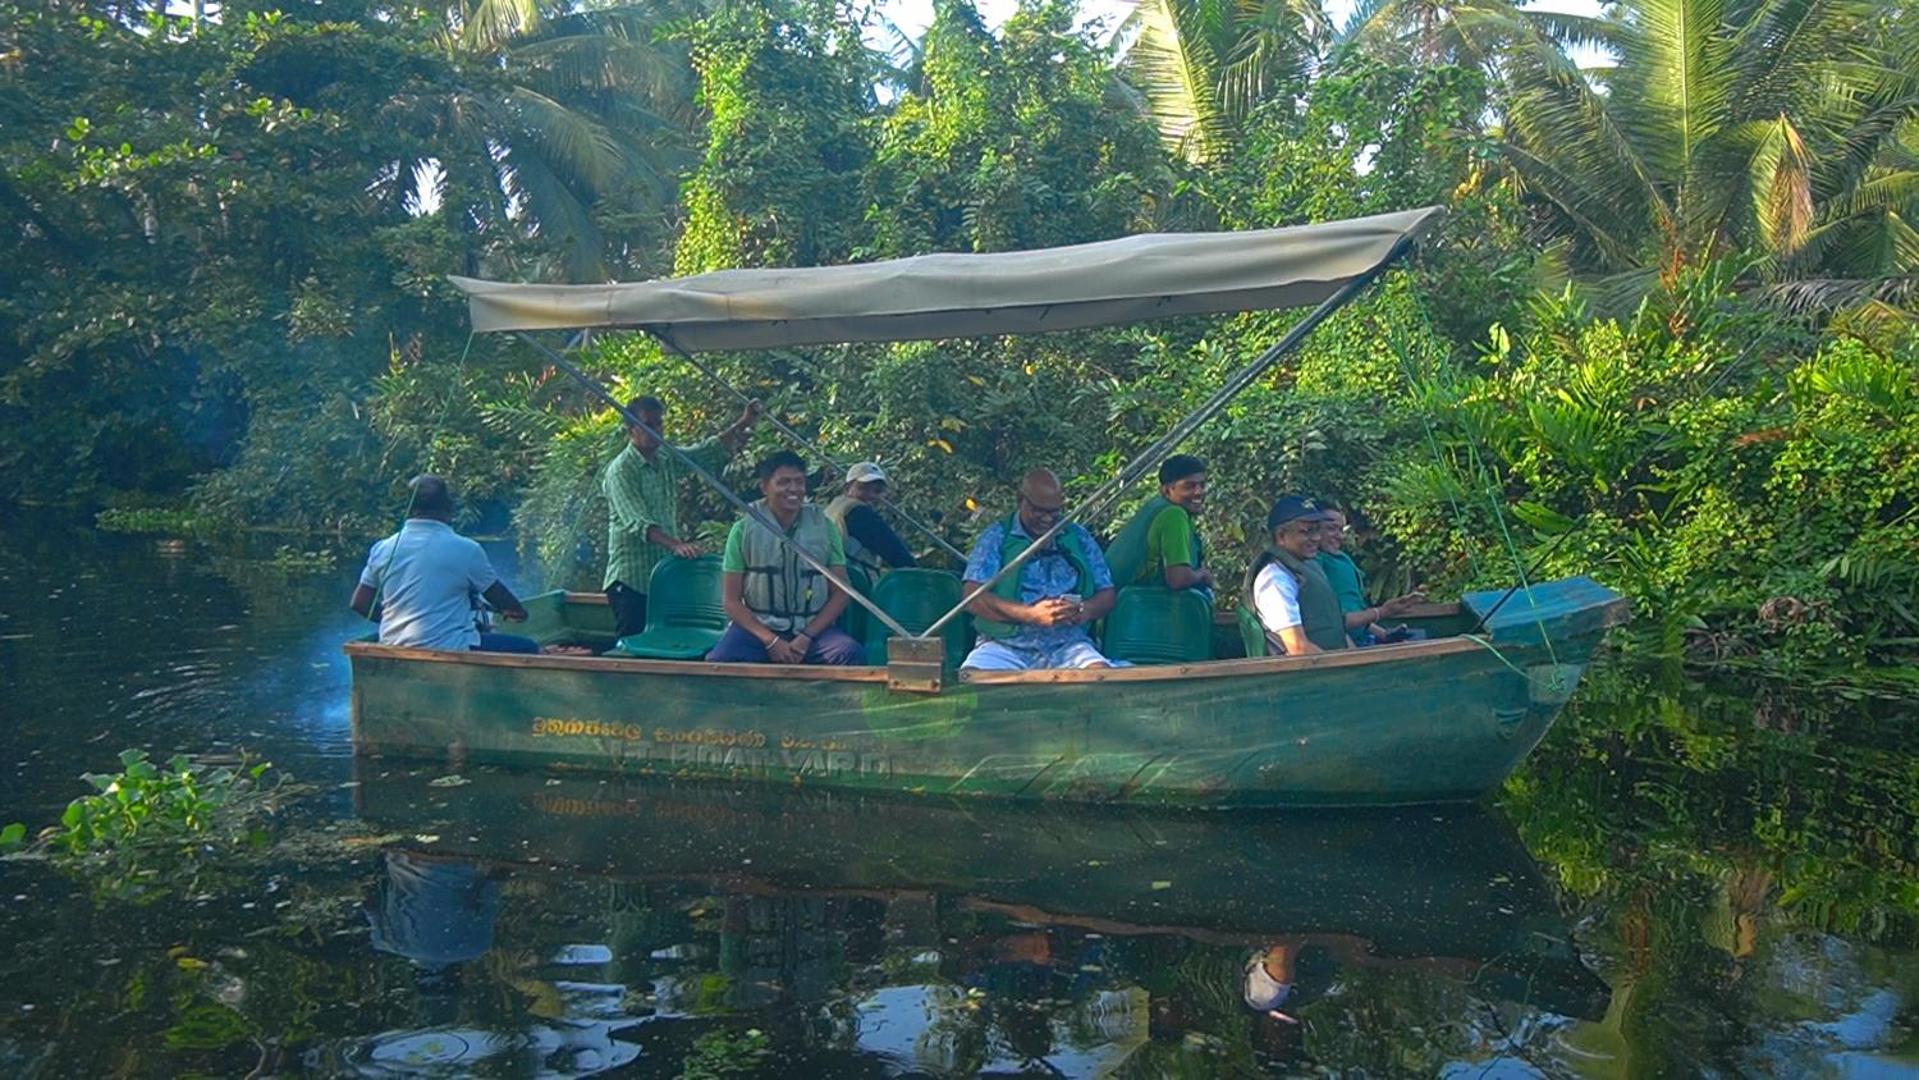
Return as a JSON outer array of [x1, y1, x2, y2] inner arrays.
[[602, 394, 760, 638], [706, 451, 866, 665], [1103, 454, 1215, 604], [959, 468, 1120, 671], [824, 462, 917, 576], [351, 475, 537, 653]]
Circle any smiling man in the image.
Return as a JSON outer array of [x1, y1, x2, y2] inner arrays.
[[706, 451, 866, 665], [1104, 454, 1215, 604]]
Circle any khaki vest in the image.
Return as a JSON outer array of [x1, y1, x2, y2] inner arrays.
[[1243, 547, 1348, 652], [739, 501, 834, 634], [824, 493, 883, 576]]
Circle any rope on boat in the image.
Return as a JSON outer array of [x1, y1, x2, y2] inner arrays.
[[1398, 298, 1563, 670], [646, 329, 970, 564], [365, 330, 480, 620]]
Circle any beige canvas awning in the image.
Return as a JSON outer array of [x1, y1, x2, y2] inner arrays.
[[451, 205, 1443, 350]]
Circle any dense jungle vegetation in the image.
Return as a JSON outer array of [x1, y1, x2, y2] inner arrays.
[[4, 0, 1917, 679]]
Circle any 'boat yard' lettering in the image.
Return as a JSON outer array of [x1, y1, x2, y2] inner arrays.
[[526, 718, 889, 777]]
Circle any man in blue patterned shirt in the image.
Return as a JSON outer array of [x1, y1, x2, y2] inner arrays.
[[959, 468, 1121, 671]]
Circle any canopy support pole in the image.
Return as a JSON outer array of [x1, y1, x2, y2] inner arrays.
[[513, 332, 915, 641], [646, 329, 969, 563], [920, 236, 1418, 641]]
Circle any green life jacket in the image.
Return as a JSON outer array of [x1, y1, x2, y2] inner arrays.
[[1243, 547, 1348, 653], [824, 493, 883, 576], [1104, 495, 1205, 588], [975, 514, 1098, 640], [739, 500, 834, 634]]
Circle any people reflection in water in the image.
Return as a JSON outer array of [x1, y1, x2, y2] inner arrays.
[[366, 850, 503, 970]]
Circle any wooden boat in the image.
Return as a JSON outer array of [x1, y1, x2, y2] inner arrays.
[[352, 767, 1611, 1019], [346, 576, 1626, 806], [348, 206, 1631, 806]]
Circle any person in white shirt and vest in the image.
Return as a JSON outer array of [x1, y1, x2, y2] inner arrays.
[[350, 475, 537, 653], [706, 451, 867, 665]]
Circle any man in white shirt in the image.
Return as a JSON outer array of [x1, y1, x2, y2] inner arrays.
[[350, 475, 537, 653], [1247, 494, 1347, 655]]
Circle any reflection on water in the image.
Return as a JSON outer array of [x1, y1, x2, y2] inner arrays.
[[0, 515, 1914, 1076]]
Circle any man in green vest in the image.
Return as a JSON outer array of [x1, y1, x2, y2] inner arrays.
[[1245, 494, 1348, 655], [707, 451, 866, 665], [1104, 454, 1215, 604], [602, 393, 761, 638], [959, 468, 1121, 671]]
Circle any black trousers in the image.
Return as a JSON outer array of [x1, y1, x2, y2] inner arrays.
[[606, 582, 648, 639]]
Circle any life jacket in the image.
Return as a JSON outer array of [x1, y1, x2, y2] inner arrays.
[[1104, 495, 1206, 588], [738, 500, 835, 634], [1243, 547, 1348, 653], [975, 514, 1099, 640], [824, 493, 884, 576]]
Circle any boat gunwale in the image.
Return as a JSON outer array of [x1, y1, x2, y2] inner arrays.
[[342, 628, 1484, 686], [342, 587, 1626, 687]]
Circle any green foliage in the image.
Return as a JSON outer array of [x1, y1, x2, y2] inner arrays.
[[25, 749, 293, 903], [94, 506, 213, 536]]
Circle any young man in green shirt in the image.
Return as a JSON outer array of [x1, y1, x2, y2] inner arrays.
[[706, 451, 865, 665], [1104, 454, 1215, 605], [601, 394, 760, 638]]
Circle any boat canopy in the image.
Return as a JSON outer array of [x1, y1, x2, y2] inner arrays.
[[451, 206, 1445, 351]]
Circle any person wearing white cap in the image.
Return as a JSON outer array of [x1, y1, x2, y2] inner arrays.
[[824, 462, 917, 576]]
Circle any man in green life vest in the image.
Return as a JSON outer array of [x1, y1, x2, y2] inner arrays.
[[959, 468, 1122, 671], [1245, 494, 1349, 655], [1104, 454, 1215, 605], [706, 451, 866, 665]]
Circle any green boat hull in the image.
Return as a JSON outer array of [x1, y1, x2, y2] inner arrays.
[[348, 576, 1627, 807]]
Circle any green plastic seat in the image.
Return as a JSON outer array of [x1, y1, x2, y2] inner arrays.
[[861, 568, 972, 670], [611, 554, 728, 660], [1102, 585, 1214, 665], [1237, 603, 1271, 658]]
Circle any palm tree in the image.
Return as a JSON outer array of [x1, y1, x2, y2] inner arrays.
[[386, 0, 702, 281], [1121, 0, 1330, 163], [1496, 0, 1919, 309]]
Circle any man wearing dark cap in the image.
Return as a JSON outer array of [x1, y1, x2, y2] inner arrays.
[[350, 475, 538, 653], [1244, 494, 1347, 655], [1104, 454, 1215, 604]]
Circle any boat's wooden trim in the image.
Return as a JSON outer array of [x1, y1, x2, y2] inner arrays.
[[341, 641, 891, 683], [562, 591, 611, 606], [958, 635, 1487, 685]]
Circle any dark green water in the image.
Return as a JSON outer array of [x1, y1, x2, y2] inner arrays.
[[0, 514, 1914, 1077]]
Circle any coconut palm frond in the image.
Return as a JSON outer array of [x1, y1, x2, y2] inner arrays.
[[1124, 0, 1234, 162], [460, 0, 545, 53], [503, 86, 628, 194], [1749, 113, 1816, 255]]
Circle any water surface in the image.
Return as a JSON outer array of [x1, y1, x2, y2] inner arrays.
[[0, 515, 1913, 1076]]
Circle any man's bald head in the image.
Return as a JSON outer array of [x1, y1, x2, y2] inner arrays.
[[1015, 468, 1066, 541], [1018, 468, 1062, 503]]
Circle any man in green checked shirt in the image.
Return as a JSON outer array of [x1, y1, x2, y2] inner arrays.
[[603, 394, 761, 637]]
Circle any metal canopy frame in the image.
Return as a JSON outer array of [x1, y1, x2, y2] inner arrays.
[[489, 216, 1435, 671]]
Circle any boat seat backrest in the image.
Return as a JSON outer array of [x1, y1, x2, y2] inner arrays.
[[645, 554, 729, 632], [1103, 585, 1214, 665], [864, 568, 972, 668], [1236, 603, 1271, 658]]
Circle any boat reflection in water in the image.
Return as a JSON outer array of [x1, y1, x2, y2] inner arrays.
[[332, 767, 1609, 1075]]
